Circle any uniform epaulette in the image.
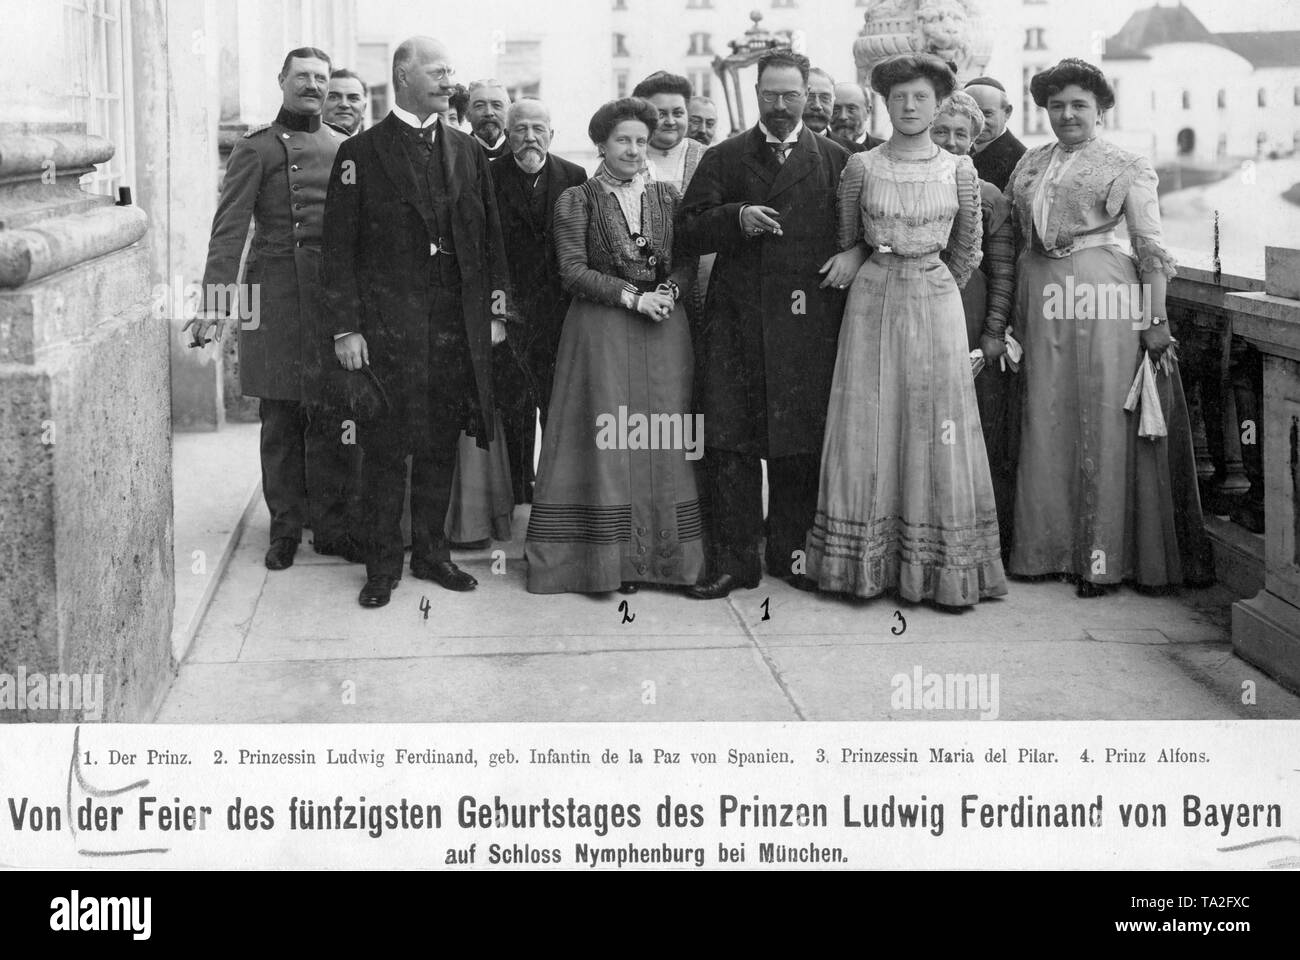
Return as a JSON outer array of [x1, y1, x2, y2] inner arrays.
[[242, 122, 273, 138]]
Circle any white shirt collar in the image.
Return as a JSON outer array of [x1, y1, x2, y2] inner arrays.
[[474, 133, 506, 150], [759, 120, 804, 145], [855, 131, 869, 144], [389, 103, 440, 133]]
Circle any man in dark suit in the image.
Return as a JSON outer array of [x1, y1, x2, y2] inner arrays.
[[324, 68, 368, 135], [965, 77, 1025, 191], [466, 79, 512, 159], [829, 81, 883, 153], [491, 98, 587, 482], [676, 50, 858, 600], [322, 35, 512, 608], [192, 46, 360, 571], [802, 67, 835, 135]]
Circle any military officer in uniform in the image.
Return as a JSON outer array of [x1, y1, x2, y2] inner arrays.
[[190, 46, 361, 570]]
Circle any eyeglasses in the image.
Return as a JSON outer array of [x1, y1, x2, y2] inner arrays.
[[758, 90, 804, 106], [426, 65, 456, 81]]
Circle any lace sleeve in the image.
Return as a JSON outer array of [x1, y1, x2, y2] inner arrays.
[[1108, 157, 1177, 281], [553, 186, 638, 308], [836, 152, 867, 252], [945, 155, 983, 290]]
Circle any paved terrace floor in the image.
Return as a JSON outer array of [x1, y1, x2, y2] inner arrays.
[[158, 503, 1300, 724]]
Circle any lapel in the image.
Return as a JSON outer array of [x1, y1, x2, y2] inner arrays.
[[439, 127, 472, 202], [768, 126, 818, 202], [740, 126, 775, 190], [498, 159, 529, 228], [541, 156, 569, 232], [373, 112, 425, 210]]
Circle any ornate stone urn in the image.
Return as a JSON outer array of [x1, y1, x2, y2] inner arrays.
[[853, 0, 992, 90]]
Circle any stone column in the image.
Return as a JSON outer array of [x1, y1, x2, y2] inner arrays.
[[0, 118, 173, 721], [132, 0, 225, 432], [1228, 246, 1300, 692]]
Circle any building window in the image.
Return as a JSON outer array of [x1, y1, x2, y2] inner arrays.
[[687, 32, 714, 56], [1022, 65, 1047, 134], [499, 39, 542, 101], [1258, 88, 1266, 107], [1024, 27, 1046, 50], [613, 33, 629, 57], [615, 70, 629, 98], [357, 42, 391, 121], [64, 0, 134, 200], [688, 68, 712, 99], [1217, 89, 1226, 109], [1181, 90, 1190, 110]]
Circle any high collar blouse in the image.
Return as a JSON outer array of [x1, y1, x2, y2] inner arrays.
[[1005, 136, 1178, 279]]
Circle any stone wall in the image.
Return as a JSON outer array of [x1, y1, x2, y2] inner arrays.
[[0, 124, 174, 722]]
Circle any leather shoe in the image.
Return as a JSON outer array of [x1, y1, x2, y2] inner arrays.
[[411, 559, 477, 591], [618, 581, 639, 594], [264, 538, 298, 571], [687, 572, 759, 600], [314, 535, 365, 564], [359, 575, 397, 608]]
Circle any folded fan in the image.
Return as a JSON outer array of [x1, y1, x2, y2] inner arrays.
[[1122, 353, 1167, 439]]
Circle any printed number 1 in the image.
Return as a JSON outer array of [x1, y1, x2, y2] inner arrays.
[[761, 597, 771, 622]]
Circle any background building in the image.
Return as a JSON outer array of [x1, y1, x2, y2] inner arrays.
[[1102, 3, 1300, 162]]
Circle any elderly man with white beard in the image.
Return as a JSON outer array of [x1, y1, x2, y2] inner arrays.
[[489, 98, 587, 499]]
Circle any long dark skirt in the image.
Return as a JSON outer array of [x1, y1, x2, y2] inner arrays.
[[960, 268, 1022, 562], [525, 296, 705, 593]]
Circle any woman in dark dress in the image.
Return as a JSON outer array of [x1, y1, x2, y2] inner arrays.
[[525, 98, 704, 594], [932, 89, 1019, 562]]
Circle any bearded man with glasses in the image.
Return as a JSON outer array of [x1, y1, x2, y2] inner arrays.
[[675, 50, 859, 599]]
